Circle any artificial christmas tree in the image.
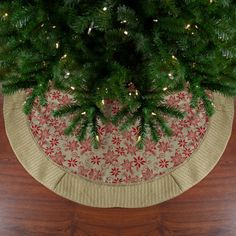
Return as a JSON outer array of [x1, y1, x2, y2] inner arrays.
[[0, 0, 235, 148]]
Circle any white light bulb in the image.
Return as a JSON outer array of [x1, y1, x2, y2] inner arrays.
[[124, 30, 129, 35], [163, 87, 168, 91], [153, 19, 158, 22], [172, 55, 177, 60], [185, 24, 191, 30], [61, 54, 67, 60], [151, 112, 157, 116], [55, 42, 59, 49], [103, 7, 108, 11], [121, 20, 127, 24], [70, 86, 75, 90], [81, 111, 86, 115]]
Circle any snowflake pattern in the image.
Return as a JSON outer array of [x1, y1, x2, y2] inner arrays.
[[28, 90, 210, 185]]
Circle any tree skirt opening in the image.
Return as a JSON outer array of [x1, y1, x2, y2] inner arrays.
[[3, 90, 234, 208]]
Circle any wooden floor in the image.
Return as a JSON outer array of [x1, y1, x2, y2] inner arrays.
[[0, 95, 236, 236]]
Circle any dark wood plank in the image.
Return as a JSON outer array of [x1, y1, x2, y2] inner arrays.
[[0, 95, 236, 236]]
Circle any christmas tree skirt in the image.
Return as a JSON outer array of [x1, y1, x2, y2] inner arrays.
[[3, 90, 234, 208]]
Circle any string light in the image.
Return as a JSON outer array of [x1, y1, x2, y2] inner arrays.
[[121, 20, 127, 24], [61, 54, 67, 60], [103, 7, 108, 11], [210, 0, 213, 3], [101, 99, 105, 105], [172, 55, 177, 60], [64, 71, 70, 79], [135, 90, 139, 96], [151, 112, 157, 116], [168, 73, 174, 80], [96, 135, 100, 141], [137, 136, 141, 142], [52, 25, 56, 29], [129, 92, 132, 96], [81, 111, 86, 115], [70, 86, 75, 90], [55, 42, 60, 49], [124, 30, 129, 35], [185, 24, 191, 30], [2, 13, 8, 19], [153, 19, 158, 22], [163, 87, 168, 91], [41, 23, 44, 28], [88, 21, 94, 35]]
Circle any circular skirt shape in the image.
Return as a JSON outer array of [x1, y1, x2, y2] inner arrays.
[[3, 91, 234, 208]]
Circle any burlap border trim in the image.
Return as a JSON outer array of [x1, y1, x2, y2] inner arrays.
[[3, 92, 234, 208]]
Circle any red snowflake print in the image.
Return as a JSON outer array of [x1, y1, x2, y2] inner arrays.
[[55, 122, 68, 135], [88, 169, 103, 180], [103, 150, 119, 165], [115, 146, 126, 156], [197, 126, 206, 136], [50, 138, 59, 146], [121, 159, 134, 174], [40, 129, 50, 140], [188, 117, 200, 126], [187, 130, 198, 141], [112, 104, 120, 115], [131, 127, 139, 136], [51, 151, 65, 165], [158, 141, 172, 152], [90, 155, 101, 165], [183, 148, 192, 157], [59, 95, 72, 105], [112, 136, 121, 145], [79, 138, 91, 154], [51, 91, 61, 100], [171, 151, 186, 167], [178, 139, 187, 148], [145, 138, 157, 155], [65, 140, 79, 152], [105, 123, 118, 134], [142, 168, 155, 180], [49, 118, 59, 127], [171, 123, 183, 138], [167, 96, 179, 107], [111, 167, 121, 177], [78, 165, 89, 177], [122, 131, 133, 142], [178, 119, 189, 128], [38, 116, 48, 125], [112, 178, 123, 184], [31, 124, 41, 136], [98, 125, 105, 136], [125, 143, 137, 155], [133, 156, 146, 169], [45, 146, 54, 155], [159, 159, 169, 168], [177, 92, 186, 100], [67, 158, 78, 167]]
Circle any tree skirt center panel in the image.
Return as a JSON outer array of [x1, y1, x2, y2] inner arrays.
[[29, 90, 208, 185], [3, 91, 234, 208]]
